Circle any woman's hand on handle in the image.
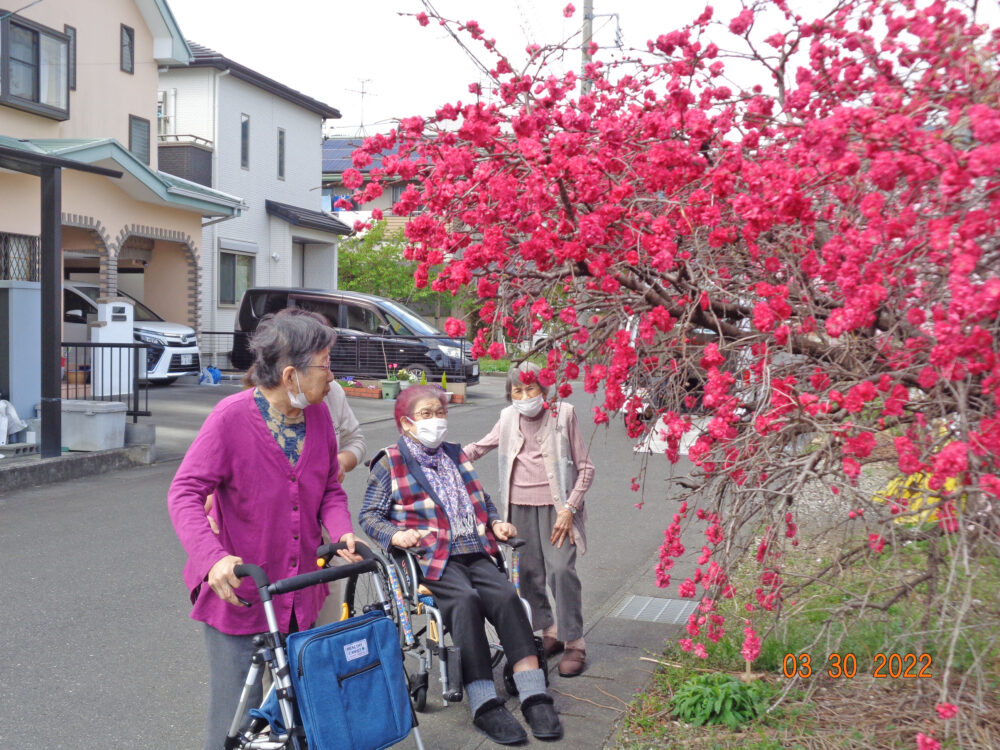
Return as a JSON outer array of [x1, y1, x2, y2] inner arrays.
[[208, 554, 245, 606], [550, 508, 576, 548], [492, 520, 517, 542], [336, 532, 363, 562], [391, 529, 421, 548]]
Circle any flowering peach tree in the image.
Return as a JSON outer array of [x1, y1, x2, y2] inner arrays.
[[350, 0, 1000, 724]]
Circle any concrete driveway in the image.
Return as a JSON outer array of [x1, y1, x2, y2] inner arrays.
[[0, 375, 702, 749]]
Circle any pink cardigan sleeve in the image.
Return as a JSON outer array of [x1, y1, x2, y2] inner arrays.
[[167, 407, 232, 601], [463, 417, 501, 461]]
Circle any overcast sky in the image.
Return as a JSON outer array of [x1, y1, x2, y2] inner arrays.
[[165, 0, 729, 135], [165, 0, 1000, 137]]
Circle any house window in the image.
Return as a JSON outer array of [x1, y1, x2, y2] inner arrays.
[[277, 128, 286, 180], [64, 25, 76, 90], [219, 251, 254, 305], [120, 24, 134, 74], [0, 15, 69, 119], [240, 114, 250, 169], [129, 115, 150, 164]]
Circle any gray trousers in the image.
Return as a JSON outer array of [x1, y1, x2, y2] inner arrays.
[[203, 624, 260, 750], [202, 614, 306, 750], [510, 504, 584, 642]]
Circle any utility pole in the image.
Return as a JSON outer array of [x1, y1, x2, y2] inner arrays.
[[581, 0, 593, 95]]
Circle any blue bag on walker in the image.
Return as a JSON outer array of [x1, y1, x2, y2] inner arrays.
[[285, 611, 412, 750]]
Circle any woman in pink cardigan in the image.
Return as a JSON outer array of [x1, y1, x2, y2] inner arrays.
[[168, 310, 359, 750], [464, 362, 595, 678]]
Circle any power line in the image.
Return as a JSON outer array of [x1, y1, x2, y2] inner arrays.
[[419, 0, 495, 82]]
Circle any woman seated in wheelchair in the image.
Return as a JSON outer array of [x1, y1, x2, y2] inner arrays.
[[360, 384, 563, 744]]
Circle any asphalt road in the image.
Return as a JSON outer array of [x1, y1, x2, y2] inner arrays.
[[0, 375, 702, 749]]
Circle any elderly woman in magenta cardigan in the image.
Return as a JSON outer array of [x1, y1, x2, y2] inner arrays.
[[168, 309, 359, 750], [360, 384, 563, 745], [463, 362, 595, 678]]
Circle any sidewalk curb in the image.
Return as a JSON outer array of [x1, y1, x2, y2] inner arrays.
[[0, 443, 155, 493]]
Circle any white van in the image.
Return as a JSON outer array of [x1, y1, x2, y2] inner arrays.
[[62, 281, 200, 384]]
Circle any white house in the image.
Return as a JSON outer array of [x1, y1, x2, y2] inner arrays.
[[0, 0, 242, 436], [158, 42, 350, 360]]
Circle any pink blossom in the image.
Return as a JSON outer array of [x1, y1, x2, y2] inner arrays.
[[935, 703, 958, 720], [562, 3, 576, 18], [868, 534, 885, 553], [415, 11, 429, 26], [487, 342, 505, 359], [741, 621, 761, 662], [728, 9, 754, 35], [341, 169, 363, 190], [916, 733, 940, 750], [443, 317, 467, 338]]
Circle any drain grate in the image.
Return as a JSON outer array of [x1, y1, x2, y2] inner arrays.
[[609, 594, 698, 624]]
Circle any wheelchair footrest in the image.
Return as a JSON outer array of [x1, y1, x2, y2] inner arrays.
[[441, 645, 464, 702]]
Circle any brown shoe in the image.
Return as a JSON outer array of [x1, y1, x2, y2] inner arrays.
[[558, 648, 586, 677], [542, 636, 565, 658]]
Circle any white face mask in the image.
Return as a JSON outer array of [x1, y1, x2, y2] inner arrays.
[[407, 417, 448, 449], [512, 394, 545, 417], [287, 371, 310, 410]]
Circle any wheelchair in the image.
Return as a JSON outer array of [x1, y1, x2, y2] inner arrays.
[[339, 537, 547, 712]]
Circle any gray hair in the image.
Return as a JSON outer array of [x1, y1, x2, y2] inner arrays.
[[249, 308, 336, 388], [506, 361, 549, 401]]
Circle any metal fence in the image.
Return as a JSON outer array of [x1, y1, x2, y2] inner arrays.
[[61, 342, 150, 421], [199, 330, 478, 384]]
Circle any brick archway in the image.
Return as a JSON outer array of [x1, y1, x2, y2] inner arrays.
[[61, 213, 113, 291], [114, 224, 201, 332]]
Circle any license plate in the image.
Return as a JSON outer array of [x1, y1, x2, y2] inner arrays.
[[472, 364, 479, 376], [181, 354, 193, 366]]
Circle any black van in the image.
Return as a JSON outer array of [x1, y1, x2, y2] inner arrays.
[[231, 288, 479, 385]]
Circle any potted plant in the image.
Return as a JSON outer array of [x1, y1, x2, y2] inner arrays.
[[396, 368, 418, 390], [380, 363, 401, 399], [442, 372, 455, 402], [338, 377, 381, 399]]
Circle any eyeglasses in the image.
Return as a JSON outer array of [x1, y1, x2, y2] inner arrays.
[[411, 408, 447, 420], [305, 364, 334, 374]]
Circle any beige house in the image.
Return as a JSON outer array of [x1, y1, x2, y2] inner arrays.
[[0, 0, 242, 329]]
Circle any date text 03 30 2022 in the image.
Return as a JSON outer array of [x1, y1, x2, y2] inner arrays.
[[782, 653, 932, 680]]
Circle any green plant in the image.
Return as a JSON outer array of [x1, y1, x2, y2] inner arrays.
[[440, 371, 447, 390], [670, 673, 771, 730], [419, 370, 427, 385], [396, 368, 418, 383]]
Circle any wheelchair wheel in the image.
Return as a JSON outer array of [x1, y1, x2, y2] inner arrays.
[[343, 562, 400, 636], [408, 671, 429, 712], [483, 621, 505, 670], [503, 661, 519, 696]]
